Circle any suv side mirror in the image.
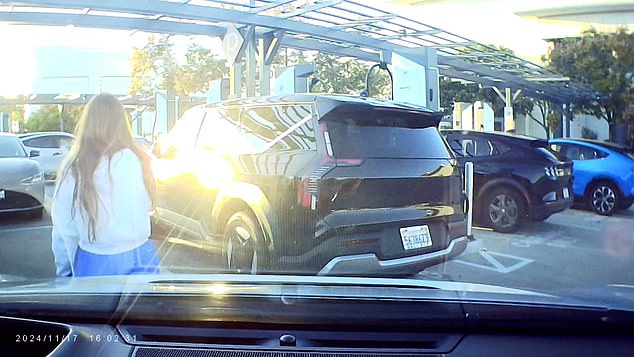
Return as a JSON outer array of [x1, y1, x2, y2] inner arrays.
[[29, 150, 40, 158]]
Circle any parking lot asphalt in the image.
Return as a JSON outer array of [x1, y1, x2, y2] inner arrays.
[[421, 206, 634, 295], [1, 182, 633, 297]]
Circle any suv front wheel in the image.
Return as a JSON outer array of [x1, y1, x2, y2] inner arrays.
[[222, 211, 266, 274]]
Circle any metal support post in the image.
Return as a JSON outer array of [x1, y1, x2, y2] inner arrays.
[[258, 38, 270, 96], [230, 62, 242, 98], [167, 90, 177, 131], [258, 31, 283, 96], [465, 161, 474, 241], [57, 104, 64, 132], [504, 87, 514, 132], [222, 24, 249, 98], [562, 103, 573, 138], [505, 87, 512, 106], [246, 26, 257, 97]]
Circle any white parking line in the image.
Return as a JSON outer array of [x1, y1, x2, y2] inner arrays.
[[555, 222, 602, 232], [0, 225, 53, 233], [454, 251, 534, 274]]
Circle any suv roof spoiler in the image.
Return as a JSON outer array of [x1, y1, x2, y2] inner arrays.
[[318, 103, 443, 128]]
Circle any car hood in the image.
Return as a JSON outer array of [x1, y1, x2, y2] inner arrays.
[[0, 158, 40, 185]]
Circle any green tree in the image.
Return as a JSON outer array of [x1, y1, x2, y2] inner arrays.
[[526, 99, 560, 139], [23, 105, 83, 133], [439, 76, 534, 118], [129, 36, 177, 95], [545, 28, 634, 140], [440, 44, 535, 118], [0, 100, 25, 132], [439, 77, 480, 116], [174, 44, 227, 96], [129, 35, 228, 96]]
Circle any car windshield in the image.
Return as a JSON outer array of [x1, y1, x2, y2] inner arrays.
[[1, 0, 634, 333], [0, 136, 27, 158]]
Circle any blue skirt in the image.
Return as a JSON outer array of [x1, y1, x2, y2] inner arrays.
[[74, 240, 160, 277]]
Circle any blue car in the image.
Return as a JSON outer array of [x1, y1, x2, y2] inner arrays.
[[549, 139, 634, 215]]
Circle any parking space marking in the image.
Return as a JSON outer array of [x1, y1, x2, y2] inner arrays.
[[511, 235, 579, 248], [546, 237, 578, 248], [511, 235, 547, 248], [454, 251, 534, 274], [0, 225, 53, 234], [556, 222, 602, 232]]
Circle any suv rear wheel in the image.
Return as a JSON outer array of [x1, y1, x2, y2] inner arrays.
[[481, 187, 526, 233], [589, 181, 619, 216], [222, 211, 266, 274]]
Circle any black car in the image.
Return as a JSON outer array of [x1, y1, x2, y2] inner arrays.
[[442, 130, 573, 233], [151, 94, 468, 276]]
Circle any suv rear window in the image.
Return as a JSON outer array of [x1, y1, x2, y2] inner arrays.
[[326, 116, 451, 159]]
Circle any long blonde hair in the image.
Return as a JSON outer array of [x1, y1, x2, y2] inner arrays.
[[59, 93, 155, 242]]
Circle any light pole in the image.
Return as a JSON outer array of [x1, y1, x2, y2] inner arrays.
[[57, 104, 64, 132]]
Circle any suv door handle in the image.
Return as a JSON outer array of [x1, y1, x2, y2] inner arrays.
[[52, 152, 62, 156]]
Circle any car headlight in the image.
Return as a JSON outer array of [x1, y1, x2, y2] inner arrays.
[[21, 172, 44, 185]]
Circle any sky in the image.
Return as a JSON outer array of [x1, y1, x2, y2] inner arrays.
[[0, 25, 147, 96], [0, 0, 625, 96], [377, 0, 618, 59]]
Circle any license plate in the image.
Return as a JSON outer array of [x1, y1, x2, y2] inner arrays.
[[0, 190, 4, 200], [563, 187, 570, 199], [400, 225, 433, 250]]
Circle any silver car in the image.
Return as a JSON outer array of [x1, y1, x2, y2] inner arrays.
[[19, 131, 74, 181], [0, 133, 45, 219]]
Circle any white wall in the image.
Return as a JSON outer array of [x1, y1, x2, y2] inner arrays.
[[518, 109, 549, 139], [569, 113, 609, 140], [519, 106, 609, 140]]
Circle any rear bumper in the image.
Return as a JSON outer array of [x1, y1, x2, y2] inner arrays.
[[529, 181, 573, 220], [0, 204, 44, 215], [529, 196, 573, 220], [318, 236, 468, 276], [622, 195, 634, 207], [278, 217, 468, 276], [0, 186, 45, 215]]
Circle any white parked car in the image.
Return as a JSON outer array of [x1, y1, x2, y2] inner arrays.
[[0, 133, 45, 219], [19, 132, 74, 181]]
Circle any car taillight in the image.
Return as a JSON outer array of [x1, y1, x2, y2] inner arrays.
[[296, 123, 364, 210], [297, 178, 313, 209], [545, 165, 572, 178], [296, 163, 335, 210]]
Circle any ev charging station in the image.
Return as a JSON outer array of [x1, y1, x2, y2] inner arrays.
[[454, 101, 495, 131], [391, 50, 440, 111], [273, 65, 316, 95]]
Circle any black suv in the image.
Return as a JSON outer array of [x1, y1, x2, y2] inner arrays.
[[152, 94, 468, 276], [442, 130, 573, 233]]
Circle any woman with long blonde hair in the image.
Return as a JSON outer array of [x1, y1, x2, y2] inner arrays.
[[51, 93, 159, 276]]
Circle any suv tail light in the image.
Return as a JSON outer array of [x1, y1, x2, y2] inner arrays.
[[296, 124, 364, 210]]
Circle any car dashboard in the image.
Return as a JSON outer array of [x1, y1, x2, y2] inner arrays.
[[1, 279, 634, 357]]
